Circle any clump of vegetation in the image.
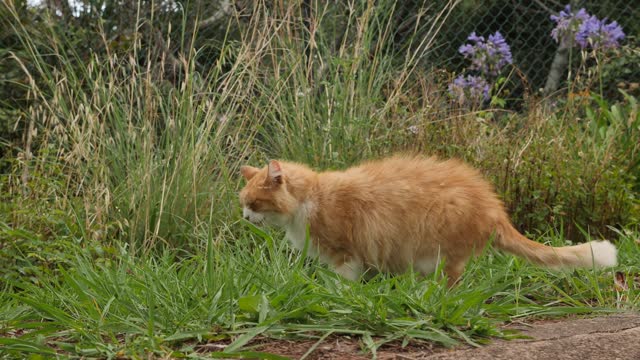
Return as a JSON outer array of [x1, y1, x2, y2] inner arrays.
[[0, 0, 638, 358]]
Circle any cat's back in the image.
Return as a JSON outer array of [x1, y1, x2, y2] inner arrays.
[[315, 155, 502, 216], [327, 154, 502, 216], [346, 155, 488, 189]]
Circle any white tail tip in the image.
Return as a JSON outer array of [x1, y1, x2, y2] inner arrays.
[[588, 240, 618, 268]]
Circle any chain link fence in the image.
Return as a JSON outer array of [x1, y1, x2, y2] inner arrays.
[[416, 0, 639, 94]]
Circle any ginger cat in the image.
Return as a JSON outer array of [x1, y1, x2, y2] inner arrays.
[[239, 155, 617, 286]]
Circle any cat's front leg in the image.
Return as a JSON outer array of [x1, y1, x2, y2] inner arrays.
[[332, 258, 363, 281]]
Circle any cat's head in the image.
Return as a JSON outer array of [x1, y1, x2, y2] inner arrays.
[[238, 160, 297, 226]]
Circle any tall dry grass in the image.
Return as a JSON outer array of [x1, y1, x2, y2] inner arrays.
[[2, 0, 637, 255]]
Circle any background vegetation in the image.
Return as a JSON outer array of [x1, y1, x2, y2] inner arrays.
[[0, 0, 638, 358]]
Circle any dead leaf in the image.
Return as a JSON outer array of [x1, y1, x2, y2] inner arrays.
[[615, 272, 629, 291]]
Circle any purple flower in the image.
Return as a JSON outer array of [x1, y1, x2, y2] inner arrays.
[[550, 5, 589, 45], [488, 32, 513, 65], [448, 75, 490, 107], [551, 5, 625, 50], [458, 31, 513, 77], [575, 15, 625, 50]]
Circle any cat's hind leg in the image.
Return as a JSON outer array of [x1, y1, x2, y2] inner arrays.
[[414, 254, 466, 288], [444, 259, 466, 288]]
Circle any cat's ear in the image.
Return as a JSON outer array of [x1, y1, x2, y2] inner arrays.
[[240, 165, 259, 180], [267, 160, 283, 186]]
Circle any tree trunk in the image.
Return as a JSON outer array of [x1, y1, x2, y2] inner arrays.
[[543, 42, 570, 95], [543, 0, 578, 96]]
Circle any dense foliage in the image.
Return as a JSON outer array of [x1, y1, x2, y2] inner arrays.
[[0, 0, 638, 358]]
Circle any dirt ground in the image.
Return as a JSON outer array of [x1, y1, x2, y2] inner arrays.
[[201, 313, 640, 360]]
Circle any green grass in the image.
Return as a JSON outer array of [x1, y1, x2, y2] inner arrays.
[[1, 0, 639, 358], [1, 223, 639, 358]]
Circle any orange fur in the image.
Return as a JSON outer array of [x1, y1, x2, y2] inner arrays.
[[239, 155, 617, 286]]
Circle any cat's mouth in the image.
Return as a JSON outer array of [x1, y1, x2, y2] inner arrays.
[[242, 207, 266, 224], [245, 217, 264, 224]]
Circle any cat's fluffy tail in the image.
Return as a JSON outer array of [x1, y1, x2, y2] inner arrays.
[[494, 222, 617, 269]]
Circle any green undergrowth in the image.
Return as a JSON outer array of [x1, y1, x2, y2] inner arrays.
[[1, 223, 639, 358], [1, 1, 640, 358]]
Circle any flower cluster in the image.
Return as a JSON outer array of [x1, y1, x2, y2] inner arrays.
[[449, 31, 511, 107], [575, 15, 625, 50], [458, 31, 513, 77], [448, 75, 490, 106], [550, 5, 589, 45], [551, 5, 625, 50]]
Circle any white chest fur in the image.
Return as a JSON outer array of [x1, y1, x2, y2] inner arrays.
[[284, 201, 316, 256]]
